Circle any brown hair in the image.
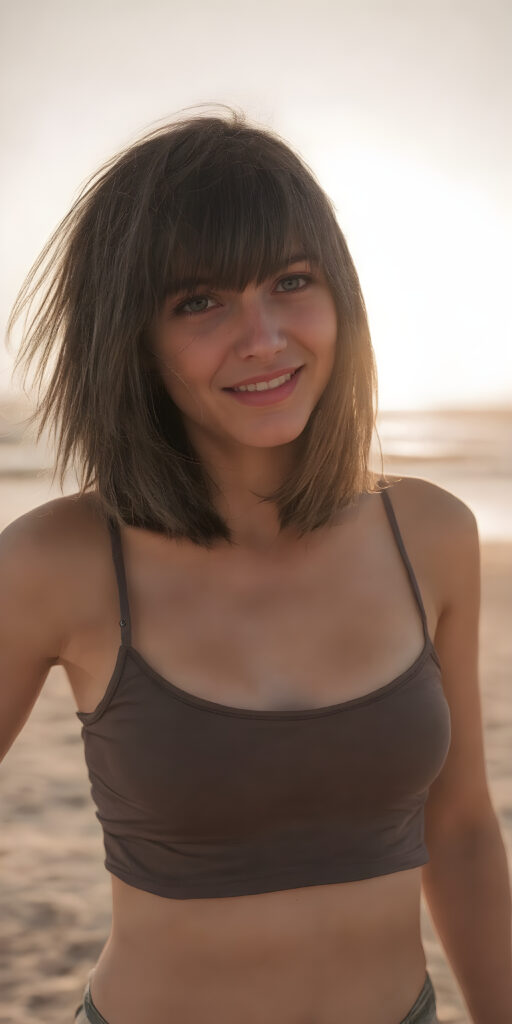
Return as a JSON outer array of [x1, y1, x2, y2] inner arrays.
[[6, 103, 387, 548]]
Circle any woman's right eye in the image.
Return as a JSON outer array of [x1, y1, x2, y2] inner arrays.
[[174, 294, 215, 317]]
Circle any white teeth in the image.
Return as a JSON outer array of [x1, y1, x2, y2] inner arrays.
[[233, 371, 295, 392]]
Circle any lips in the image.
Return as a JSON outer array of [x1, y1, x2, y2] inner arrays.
[[224, 365, 303, 390]]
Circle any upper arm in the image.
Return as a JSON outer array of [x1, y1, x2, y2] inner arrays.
[[0, 507, 68, 763], [423, 492, 494, 839]]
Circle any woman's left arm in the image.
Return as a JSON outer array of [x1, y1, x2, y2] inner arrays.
[[421, 498, 512, 1024]]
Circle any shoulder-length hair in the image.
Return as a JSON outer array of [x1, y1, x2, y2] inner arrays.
[[6, 103, 388, 548]]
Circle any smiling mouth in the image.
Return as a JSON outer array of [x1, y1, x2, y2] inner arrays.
[[223, 366, 303, 392]]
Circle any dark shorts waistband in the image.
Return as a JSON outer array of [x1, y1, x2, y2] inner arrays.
[[399, 971, 439, 1024], [74, 977, 109, 1024]]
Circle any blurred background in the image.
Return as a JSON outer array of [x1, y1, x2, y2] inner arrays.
[[1, 1, 511, 1022]]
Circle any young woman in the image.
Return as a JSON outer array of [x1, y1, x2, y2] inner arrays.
[[2, 105, 509, 1024]]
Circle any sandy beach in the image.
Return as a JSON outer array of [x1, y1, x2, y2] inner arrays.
[[0, 402, 511, 1023]]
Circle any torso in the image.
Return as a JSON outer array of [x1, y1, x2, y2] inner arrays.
[[50, 473, 447, 1024]]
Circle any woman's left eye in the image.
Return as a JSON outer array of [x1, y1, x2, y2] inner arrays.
[[275, 273, 312, 293], [174, 273, 312, 317]]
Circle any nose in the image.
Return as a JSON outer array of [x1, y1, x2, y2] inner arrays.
[[233, 299, 288, 361]]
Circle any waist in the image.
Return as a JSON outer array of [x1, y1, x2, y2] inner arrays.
[[96, 869, 424, 988], [91, 928, 427, 1024]]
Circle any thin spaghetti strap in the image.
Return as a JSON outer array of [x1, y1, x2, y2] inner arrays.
[[107, 518, 132, 647], [377, 480, 430, 647]]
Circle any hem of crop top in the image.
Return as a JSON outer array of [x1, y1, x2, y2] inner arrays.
[[104, 844, 430, 899], [76, 635, 442, 724]]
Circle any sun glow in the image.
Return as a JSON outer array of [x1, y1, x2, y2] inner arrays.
[[315, 144, 511, 410]]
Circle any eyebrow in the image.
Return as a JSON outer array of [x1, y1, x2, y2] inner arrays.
[[168, 252, 317, 295]]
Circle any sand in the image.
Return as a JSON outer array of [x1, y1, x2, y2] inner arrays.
[[0, 465, 510, 1024]]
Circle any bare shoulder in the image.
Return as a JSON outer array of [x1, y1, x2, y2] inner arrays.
[[0, 492, 107, 760], [1, 490, 104, 559], [0, 491, 106, 615], [381, 472, 476, 528], [380, 472, 479, 615]]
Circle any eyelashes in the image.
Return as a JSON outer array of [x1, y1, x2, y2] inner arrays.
[[173, 273, 313, 318]]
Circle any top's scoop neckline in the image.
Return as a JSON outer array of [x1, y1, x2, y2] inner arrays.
[[76, 634, 440, 723]]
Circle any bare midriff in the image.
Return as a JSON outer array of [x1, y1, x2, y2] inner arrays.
[[88, 868, 428, 1024]]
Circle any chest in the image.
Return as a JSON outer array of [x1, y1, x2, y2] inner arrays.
[[64, 495, 440, 717], [133, 550, 432, 711]]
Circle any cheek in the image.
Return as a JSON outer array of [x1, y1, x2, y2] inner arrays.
[[155, 339, 221, 403], [296, 297, 338, 338], [152, 326, 197, 374], [177, 345, 220, 385]]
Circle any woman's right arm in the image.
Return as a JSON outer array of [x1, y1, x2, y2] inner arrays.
[[0, 509, 66, 763]]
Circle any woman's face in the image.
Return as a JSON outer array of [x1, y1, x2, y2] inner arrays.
[[149, 253, 338, 453]]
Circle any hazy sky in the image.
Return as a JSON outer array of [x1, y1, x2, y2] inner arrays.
[[1, 0, 510, 410]]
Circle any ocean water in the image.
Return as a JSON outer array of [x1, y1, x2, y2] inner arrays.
[[1, 397, 511, 541], [372, 407, 512, 541]]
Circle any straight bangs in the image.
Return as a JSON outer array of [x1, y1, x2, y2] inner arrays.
[[156, 161, 326, 308], [6, 105, 387, 547]]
